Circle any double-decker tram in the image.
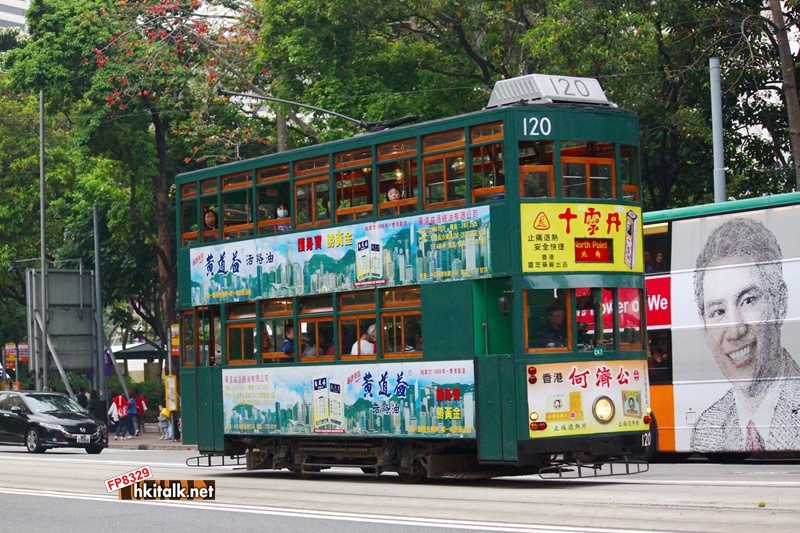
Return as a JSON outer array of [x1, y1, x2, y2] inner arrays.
[[642, 192, 800, 461], [177, 74, 651, 481]]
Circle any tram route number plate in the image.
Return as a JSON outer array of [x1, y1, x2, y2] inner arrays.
[[642, 432, 652, 447]]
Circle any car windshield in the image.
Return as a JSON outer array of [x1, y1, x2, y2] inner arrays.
[[25, 394, 85, 414]]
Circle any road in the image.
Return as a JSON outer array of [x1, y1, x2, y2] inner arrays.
[[0, 445, 798, 532]]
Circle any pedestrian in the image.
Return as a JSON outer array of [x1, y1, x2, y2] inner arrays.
[[158, 404, 171, 440], [112, 391, 135, 440], [133, 389, 148, 435], [76, 386, 88, 409]]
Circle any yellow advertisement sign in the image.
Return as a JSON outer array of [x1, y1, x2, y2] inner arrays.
[[526, 359, 649, 438], [520, 203, 643, 272]]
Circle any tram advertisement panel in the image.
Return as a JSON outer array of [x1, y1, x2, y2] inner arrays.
[[520, 203, 643, 273], [526, 359, 649, 438], [189, 206, 490, 306], [667, 205, 800, 453], [222, 362, 475, 438]]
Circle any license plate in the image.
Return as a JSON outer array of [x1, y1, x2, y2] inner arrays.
[[76, 434, 90, 444]]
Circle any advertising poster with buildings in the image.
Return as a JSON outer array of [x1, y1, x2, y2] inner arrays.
[[520, 203, 643, 273], [525, 359, 650, 438], [190, 206, 491, 306], [221, 362, 475, 439]]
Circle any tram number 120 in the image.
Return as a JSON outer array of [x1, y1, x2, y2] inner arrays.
[[523, 116, 552, 137]]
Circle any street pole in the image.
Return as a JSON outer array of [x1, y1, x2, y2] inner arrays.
[[94, 204, 108, 415], [39, 89, 48, 391]]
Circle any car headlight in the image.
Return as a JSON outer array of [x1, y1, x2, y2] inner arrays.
[[40, 422, 64, 431], [592, 396, 615, 424]]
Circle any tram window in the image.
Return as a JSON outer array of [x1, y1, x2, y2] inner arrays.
[[378, 158, 418, 216], [619, 288, 643, 350], [228, 302, 256, 320], [261, 319, 291, 363], [562, 161, 587, 198], [423, 151, 467, 208], [257, 180, 291, 234], [423, 128, 465, 151], [382, 313, 422, 358], [296, 177, 330, 228], [300, 294, 333, 314], [201, 201, 219, 242], [340, 316, 377, 360], [382, 286, 420, 307], [472, 122, 503, 143], [575, 288, 616, 350], [525, 289, 571, 351], [335, 166, 373, 222], [620, 145, 639, 200], [299, 318, 334, 362], [471, 142, 505, 203], [340, 290, 375, 311], [227, 323, 256, 365], [221, 183, 253, 239], [181, 312, 196, 367], [197, 307, 220, 366], [648, 331, 672, 384], [181, 197, 198, 246], [521, 166, 554, 198]]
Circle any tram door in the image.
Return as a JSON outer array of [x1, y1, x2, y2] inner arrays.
[[475, 278, 518, 462], [185, 307, 224, 453]]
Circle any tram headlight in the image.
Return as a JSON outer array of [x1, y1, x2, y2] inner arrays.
[[592, 396, 615, 424]]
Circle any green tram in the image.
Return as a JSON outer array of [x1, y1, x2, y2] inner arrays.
[[177, 74, 651, 481]]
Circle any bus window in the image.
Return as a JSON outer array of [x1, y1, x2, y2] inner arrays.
[[643, 222, 670, 275], [647, 331, 672, 384], [525, 289, 571, 351]]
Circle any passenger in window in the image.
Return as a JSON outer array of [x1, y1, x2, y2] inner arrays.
[[351, 323, 376, 355], [204, 208, 219, 240], [275, 201, 291, 232], [386, 186, 402, 202], [644, 250, 655, 274], [538, 302, 567, 348], [281, 326, 294, 355], [652, 251, 668, 273], [302, 335, 317, 357]]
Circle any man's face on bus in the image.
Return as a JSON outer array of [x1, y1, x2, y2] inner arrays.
[[700, 256, 782, 389]]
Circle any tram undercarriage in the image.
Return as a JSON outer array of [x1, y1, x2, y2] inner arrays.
[[186, 435, 647, 481]]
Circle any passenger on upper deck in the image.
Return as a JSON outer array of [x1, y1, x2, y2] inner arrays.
[[275, 201, 291, 232], [203, 208, 219, 240]]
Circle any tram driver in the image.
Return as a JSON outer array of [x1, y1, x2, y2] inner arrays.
[[538, 301, 567, 348]]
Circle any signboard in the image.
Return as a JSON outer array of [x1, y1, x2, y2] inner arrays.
[[190, 206, 491, 306], [521, 203, 643, 273], [526, 359, 649, 438], [165, 375, 179, 412], [222, 361, 476, 438]]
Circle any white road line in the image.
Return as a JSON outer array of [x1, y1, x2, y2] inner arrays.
[[0, 486, 649, 533]]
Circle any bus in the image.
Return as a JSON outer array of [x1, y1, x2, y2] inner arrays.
[[643, 192, 800, 460], [176, 73, 651, 481]]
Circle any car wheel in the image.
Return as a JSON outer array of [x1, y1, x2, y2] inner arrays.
[[85, 445, 104, 455], [26, 428, 45, 453]]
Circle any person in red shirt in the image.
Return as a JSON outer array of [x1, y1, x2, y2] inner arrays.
[[133, 389, 148, 436]]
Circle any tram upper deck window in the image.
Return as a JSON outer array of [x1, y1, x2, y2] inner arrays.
[[561, 141, 615, 199], [378, 139, 418, 217], [519, 141, 554, 198], [422, 129, 466, 209], [620, 145, 639, 201], [335, 167, 373, 222], [257, 164, 293, 234], [295, 156, 330, 228], [221, 172, 254, 239], [471, 122, 505, 203], [180, 183, 198, 246]]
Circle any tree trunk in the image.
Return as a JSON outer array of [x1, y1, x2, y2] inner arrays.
[[769, 0, 800, 191]]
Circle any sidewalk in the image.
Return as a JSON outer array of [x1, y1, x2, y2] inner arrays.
[[108, 423, 197, 451]]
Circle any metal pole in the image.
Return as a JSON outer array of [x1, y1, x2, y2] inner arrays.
[[710, 57, 726, 203], [39, 89, 48, 391], [94, 204, 108, 415]]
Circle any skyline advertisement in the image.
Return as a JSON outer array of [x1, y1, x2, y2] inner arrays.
[[222, 361, 476, 438], [190, 205, 491, 306]]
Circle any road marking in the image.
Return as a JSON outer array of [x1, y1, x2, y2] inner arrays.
[[0, 487, 651, 533]]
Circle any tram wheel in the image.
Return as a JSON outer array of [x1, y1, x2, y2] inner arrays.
[[397, 460, 427, 484]]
